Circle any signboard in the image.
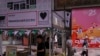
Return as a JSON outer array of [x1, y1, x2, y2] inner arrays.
[[72, 7, 100, 48], [7, 11, 37, 27], [65, 12, 71, 28], [54, 0, 100, 10], [38, 11, 49, 25], [6, 46, 17, 56], [0, 0, 52, 28]]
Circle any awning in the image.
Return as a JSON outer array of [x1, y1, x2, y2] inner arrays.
[[25, 30, 31, 35], [32, 30, 39, 34], [18, 30, 26, 36], [8, 30, 14, 36], [0, 30, 3, 34]]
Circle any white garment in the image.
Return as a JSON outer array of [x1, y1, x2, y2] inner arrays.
[[66, 39, 72, 46], [83, 46, 87, 51]]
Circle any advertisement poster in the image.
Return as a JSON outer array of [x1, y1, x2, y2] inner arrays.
[[72, 7, 100, 48]]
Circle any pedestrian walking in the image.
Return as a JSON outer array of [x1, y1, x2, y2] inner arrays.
[[81, 39, 88, 56], [45, 37, 49, 56], [66, 38, 73, 56], [32, 35, 45, 56]]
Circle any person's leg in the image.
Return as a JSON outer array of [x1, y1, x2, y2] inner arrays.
[[84, 51, 88, 56], [83, 51, 85, 56], [81, 51, 84, 56], [68, 47, 72, 56], [86, 50, 88, 56]]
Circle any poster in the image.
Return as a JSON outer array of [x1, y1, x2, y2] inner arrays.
[[6, 46, 17, 56], [72, 7, 100, 48]]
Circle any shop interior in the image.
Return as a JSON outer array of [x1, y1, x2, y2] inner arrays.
[[0, 27, 66, 56]]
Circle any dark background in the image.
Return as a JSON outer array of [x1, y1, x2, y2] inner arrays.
[[54, 0, 100, 10]]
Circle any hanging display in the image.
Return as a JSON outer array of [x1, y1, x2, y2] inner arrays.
[[23, 34, 29, 46]]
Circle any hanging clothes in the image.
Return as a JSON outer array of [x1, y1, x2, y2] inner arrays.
[[23, 35, 29, 46]]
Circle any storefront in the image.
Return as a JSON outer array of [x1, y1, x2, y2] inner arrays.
[[0, 0, 68, 56], [0, 0, 52, 56]]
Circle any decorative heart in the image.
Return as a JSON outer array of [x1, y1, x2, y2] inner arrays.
[[67, 13, 69, 16], [40, 12, 47, 20]]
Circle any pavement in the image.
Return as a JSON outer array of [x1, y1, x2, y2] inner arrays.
[[74, 48, 100, 56]]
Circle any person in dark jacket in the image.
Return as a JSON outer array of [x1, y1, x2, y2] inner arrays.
[[45, 37, 49, 56], [45, 37, 49, 49], [32, 35, 45, 56]]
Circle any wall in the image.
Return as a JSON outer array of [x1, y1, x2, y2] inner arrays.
[[0, 0, 52, 28]]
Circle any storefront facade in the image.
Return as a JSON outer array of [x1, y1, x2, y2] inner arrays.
[[0, 0, 67, 56]]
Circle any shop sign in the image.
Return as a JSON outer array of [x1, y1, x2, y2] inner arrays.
[[7, 11, 37, 27], [65, 12, 71, 27]]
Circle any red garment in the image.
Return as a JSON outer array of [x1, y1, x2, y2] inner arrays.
[[23, 37, 29, 46]]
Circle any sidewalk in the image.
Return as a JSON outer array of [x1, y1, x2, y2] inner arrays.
[[74, 48, 100, 56]]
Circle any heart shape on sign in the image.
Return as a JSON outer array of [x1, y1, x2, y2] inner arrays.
[[67, 13, 69, 16], [40, 12, 47, 20]]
